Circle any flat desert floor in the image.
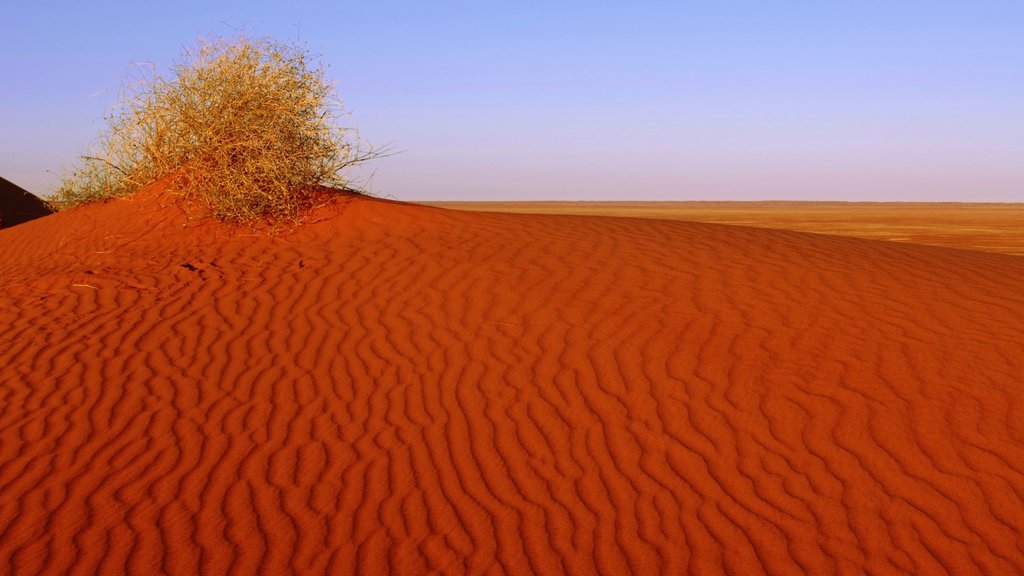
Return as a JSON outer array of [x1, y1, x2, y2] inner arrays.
[[2, 188, 1023, 574], [426, 201, 1024, 256]]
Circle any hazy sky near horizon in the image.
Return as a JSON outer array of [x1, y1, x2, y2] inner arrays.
[[2, 1, 1021, 201]]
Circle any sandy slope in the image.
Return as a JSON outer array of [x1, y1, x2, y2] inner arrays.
[[0, 177, 51, 229], [1, 185, 1023, 575]]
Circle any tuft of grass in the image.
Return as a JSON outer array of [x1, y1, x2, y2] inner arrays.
[[54, 35, 384, 223]]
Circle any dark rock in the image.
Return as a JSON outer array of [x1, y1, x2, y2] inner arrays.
[[0, 177, 52, 229]]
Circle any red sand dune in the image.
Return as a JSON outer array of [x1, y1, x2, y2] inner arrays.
[[0, 177, 51, 229], [1, 183, 1023, 575]]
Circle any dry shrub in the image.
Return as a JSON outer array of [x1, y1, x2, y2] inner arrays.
[[55, 35, 382, 222]]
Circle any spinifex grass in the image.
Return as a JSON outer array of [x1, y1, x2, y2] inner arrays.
[[55, 35, 382, 223]]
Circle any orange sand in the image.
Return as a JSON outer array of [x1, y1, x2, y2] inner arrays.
[[2, 185, 1024, 574]]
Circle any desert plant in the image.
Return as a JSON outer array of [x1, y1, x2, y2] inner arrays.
[[54, 35, 382, 222]]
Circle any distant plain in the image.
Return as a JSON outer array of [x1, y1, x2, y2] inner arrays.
[[426, 201, 1024, 256]]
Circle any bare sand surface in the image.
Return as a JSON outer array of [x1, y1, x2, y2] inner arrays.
[[426, 201, 1024, 256], [2, 184, 1024, 574]]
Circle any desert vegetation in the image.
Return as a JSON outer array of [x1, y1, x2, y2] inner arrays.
[[54, 35, 382, 222]]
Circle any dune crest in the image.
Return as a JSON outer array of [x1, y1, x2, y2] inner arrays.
[[2, 191, 1023, 575]]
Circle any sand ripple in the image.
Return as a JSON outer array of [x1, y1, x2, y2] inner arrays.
[[1, 191, 1023, 574]]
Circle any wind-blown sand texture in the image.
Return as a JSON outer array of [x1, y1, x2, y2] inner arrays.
[[2, 185, 1024, 575], [427, 201, 1024, 256], [0, 177, 51, 229]]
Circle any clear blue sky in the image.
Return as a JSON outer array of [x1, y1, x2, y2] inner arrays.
[[2, 1, 1022, 201]]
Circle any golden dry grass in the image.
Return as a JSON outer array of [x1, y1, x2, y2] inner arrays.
[[54, 35, 382, 223]]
